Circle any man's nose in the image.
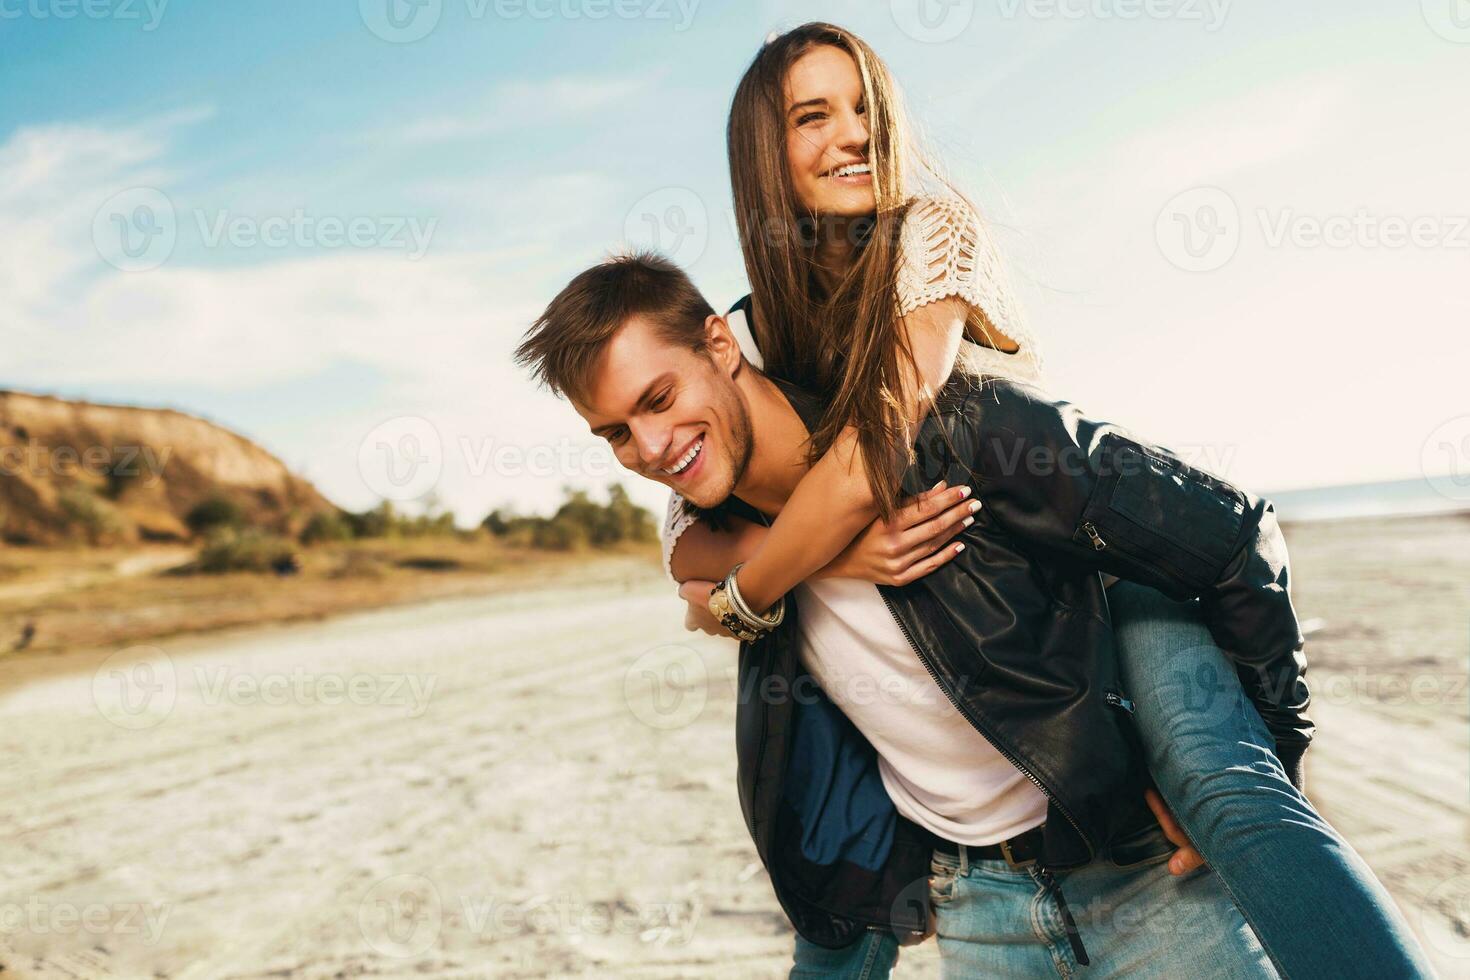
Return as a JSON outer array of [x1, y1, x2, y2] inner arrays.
[[629, 419, 672, 469]]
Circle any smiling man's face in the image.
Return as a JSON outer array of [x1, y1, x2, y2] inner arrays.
[[573, 314, 753, 510]]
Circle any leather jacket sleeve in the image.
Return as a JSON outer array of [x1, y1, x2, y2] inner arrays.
[[951, 380, 1314, 787]]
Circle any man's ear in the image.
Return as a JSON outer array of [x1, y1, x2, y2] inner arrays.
[[703, 313, 745, 377]]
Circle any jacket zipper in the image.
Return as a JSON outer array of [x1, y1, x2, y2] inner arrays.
[[1082, 521, 1107, 550], [876, 588, 1094, 963]]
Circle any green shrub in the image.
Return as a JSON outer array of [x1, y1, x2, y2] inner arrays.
[[300, 510, 353, 544], [186, 496, 243, 536], [344, 500, 458, 539], [531, 517, 588, 551], [58, 484, 126, 545], [197, 528, 298, 574], [479, 484, 656, 551]]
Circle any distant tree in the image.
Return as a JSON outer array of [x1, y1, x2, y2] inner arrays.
[[299, 510, 352, 544], [481, 507, 516, 537], [478, 485, 656, 551]]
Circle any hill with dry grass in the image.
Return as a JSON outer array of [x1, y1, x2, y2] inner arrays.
[[0, 389, 337, 545]]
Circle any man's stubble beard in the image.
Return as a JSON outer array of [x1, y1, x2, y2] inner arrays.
[[685, 381, 756, 525]]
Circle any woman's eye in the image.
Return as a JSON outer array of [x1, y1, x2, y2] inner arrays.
[[856, 101, 867, 116], [608, 428, 628, 444], [651, 391, 672, 411], [796, 112, 825, 127]]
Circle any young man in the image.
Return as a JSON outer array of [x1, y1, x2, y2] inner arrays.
[[515, 254, 1313, 977]]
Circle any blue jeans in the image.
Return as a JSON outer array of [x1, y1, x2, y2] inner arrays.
[[790, 928, 898, 979], [1108, 581, 1435, 980], [792, 843, 1271, 979], [923, 841, 1273, 978], [789, 583, 1435, 977]]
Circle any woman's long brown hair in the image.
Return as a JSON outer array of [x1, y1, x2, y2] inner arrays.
[[727, 22, 984, 518]]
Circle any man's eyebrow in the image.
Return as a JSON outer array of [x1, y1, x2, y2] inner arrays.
[[787, 97, 827, 116], [588, 374, 675, 436]]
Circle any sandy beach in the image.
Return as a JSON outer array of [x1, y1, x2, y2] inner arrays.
[[0, 513, 1466, 978]]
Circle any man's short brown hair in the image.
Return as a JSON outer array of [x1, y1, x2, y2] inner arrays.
[[515, 251, 716, 402]]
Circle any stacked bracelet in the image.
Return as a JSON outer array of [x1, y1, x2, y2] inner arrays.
[[708, 562, 786, 642]]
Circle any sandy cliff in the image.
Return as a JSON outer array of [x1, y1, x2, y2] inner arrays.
[[0, 389, 337, 544]]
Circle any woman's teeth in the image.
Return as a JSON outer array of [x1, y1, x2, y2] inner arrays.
[[830, 163, 871, 177], [666, 437, 703, 476]]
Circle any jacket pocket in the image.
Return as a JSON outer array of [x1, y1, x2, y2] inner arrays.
[[1074, 433, 1247, 593]]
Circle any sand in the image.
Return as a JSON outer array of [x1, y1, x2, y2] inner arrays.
[[0, 513, 1465, 977]]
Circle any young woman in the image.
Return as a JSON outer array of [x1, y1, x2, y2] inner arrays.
[[665, 21, 1434, 980]]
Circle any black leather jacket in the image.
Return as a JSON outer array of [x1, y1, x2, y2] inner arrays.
[[724, 373, 1313, 950]]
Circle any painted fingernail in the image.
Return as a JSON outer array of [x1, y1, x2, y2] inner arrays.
[[959, 486, 973, 498], [954, 543, 965, 553], [932, 480, 947, 492], [962, 516, 974, 528], [969, 500, 982, 514]]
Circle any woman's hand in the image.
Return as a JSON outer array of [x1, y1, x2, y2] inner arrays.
[[678, 580, 735, 638], [822, 481, 978, 586]]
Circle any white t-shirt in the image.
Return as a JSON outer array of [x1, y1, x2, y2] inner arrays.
[[792, 577, 1047, 845]]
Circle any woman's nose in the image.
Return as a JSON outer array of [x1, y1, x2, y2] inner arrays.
[[834, 106, 868, 153]]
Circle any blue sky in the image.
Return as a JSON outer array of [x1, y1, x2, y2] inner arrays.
[[1, 0, 1465, 522]]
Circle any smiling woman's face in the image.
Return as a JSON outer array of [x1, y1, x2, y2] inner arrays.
[[783, 45, 876, 218]]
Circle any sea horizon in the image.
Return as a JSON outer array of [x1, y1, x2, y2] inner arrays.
[[1264, 476, 1469, 523]]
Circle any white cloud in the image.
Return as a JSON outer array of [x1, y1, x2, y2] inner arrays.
[[0, 113, 667, 524], [372, 71, 662, 147]]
